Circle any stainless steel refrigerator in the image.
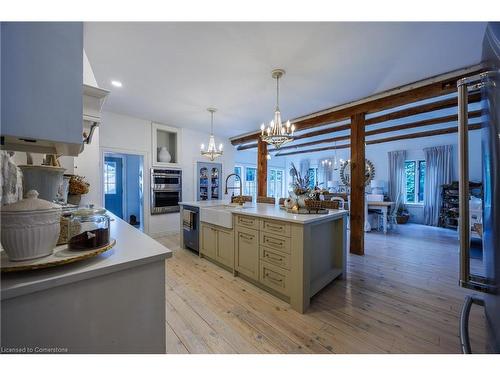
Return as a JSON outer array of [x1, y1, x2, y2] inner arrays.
[[458, 22, 500, 354]]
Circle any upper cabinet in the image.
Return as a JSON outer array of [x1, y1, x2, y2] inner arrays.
[[152, 122, 181, 167], [0, 22, 85, 156]]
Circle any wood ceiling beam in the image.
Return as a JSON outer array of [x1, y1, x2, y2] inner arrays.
[[236, 91, 482, 151], [230, 64, 484, 146], [275, 123, 482, 157], [265, 109, 481, 153], [364, 91, 481, 126]]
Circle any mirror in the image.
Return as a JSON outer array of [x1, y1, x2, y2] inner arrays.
[[339, 159, 376, 187]]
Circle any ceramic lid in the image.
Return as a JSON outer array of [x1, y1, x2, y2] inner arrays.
[[1, 190, 61, 212]]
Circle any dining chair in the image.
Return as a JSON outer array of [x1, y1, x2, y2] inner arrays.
[[257, 196, 276, 204]]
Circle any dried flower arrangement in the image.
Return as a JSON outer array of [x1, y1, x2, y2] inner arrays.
[[68, 175, 90, 195], [289, 162, 310, 196]]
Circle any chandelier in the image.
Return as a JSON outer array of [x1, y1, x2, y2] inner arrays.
[[321, 141, 341, 170], [260, 69, 295, 148], [200, 108, 223, 161]]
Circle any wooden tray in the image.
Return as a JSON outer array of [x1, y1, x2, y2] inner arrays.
[[279, 206, 329, 215], [1, 239, 116, 273]]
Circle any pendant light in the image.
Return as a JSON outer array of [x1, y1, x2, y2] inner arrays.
[[200, 108, 223, 161], [260, 69, 295, 148]]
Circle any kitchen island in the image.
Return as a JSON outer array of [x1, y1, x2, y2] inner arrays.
[[1, 212, 172, 354], [180, 200, 347, 313]]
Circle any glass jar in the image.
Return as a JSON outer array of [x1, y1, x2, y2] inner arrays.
[[68, 208, 110, 251]]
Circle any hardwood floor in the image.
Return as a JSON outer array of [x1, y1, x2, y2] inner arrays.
[[158, 223, 490, 354]]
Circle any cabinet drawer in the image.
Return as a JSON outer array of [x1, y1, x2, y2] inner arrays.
[[259, 232, 290, 254], [260, 246, 290, 270], [260, 219, 290, 237], [259, 260, 290, 296], [235, 215, 259, 230]]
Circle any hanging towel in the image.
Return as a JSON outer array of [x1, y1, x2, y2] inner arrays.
[[182, 209, 193, 230]]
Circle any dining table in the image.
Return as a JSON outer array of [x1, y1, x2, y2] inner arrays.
[[367, 201, 394, 234]]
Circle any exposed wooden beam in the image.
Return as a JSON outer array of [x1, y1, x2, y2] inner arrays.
[[350, 113, 366, 256], [257, 138, 268, 197], [275, 123, 482, 156], [230, 64, 484, 145], [367, 123, 482, 145], [236, 92, 482, 151], [268, 110, 481, 154], [364, 91, 481, 126], [237, 123, 350, 151]]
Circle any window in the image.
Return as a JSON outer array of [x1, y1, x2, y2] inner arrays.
[[234, 166, 242, 191], [268, 168, 285, 199], [244, 167, 257, 199], [104, 161, 117, 194], [307, 168, 318, 190], [405, 160, 426, 203]]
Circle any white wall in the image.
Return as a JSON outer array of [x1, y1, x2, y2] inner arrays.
[[97, 111, 236, 237], [280, 129, 483, 224]]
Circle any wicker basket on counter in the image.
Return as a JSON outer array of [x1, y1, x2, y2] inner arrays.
[[304, 199, 322, 213], [320, 200, 340, 210]]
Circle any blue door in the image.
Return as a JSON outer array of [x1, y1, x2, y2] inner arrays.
[[104, 156, 123, 219]]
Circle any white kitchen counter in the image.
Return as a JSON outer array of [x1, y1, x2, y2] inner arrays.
[[179, 200, 348, 224], [1, 212, 172, 300], [1, 212, 172, 353]]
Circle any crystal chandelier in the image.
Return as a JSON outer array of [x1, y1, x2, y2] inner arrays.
[[200, 108, 223, 161], [260, 69, 295, 148], [321, 141, 341, 170]]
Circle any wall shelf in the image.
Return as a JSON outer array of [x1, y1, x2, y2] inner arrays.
[[151, 123, 181, 168]]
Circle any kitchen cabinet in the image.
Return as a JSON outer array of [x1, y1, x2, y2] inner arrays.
[[216, 227, 234, 268], [234, 226, 259, 280], [197, 162, 222, 201], [1, 22, 84, 156], [200, 223, 234, 268], [201, 223, 217, 259], [151, 122, 181, 167]]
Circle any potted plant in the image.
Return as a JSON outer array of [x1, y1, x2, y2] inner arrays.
[[396, 206, 410, 224], [67, 175, 90, 205]]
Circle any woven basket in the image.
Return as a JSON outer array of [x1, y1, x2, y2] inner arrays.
[[304, 199, 322, 213], [320, 200, 340, 210]]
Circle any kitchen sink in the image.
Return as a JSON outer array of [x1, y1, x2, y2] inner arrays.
[[200, 204, 251, 229]]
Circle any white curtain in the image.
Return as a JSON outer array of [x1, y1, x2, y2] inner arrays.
[[299, 159, 310, 183], [388, 150, 407, 203], [317, 160, 331, 188], [423, 145, 453, 226]]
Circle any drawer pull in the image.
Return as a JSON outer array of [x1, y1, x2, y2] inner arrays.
[[265, 253, 283, 262], [266, 223, 283, 231], [265, 272, 283, 283], [239, 233, 254, 241], [266, 238, 283, 247], [239, 218, 254, 225]]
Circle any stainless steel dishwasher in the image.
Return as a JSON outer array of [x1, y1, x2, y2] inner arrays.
[[182, 205, 199, 252]]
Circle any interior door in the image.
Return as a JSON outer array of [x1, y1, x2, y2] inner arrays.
[[104, 156, 124, 219]]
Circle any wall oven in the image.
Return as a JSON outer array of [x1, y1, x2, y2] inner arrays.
[[151, 168, 182, 214]]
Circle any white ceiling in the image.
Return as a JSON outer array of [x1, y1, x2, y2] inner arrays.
[[84, 22, 487, 138]]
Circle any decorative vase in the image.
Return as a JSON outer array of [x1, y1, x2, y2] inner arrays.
[[158, 147, 171, 163]]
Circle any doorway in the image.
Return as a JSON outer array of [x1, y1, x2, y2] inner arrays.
[[103, 152, 144, 231]]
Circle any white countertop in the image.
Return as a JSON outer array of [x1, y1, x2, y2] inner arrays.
[[179, 200, 347, 224], [1, 212, 172, 300]]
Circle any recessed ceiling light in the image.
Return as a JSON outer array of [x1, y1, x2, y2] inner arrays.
[[111, 80, 122, 88]]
